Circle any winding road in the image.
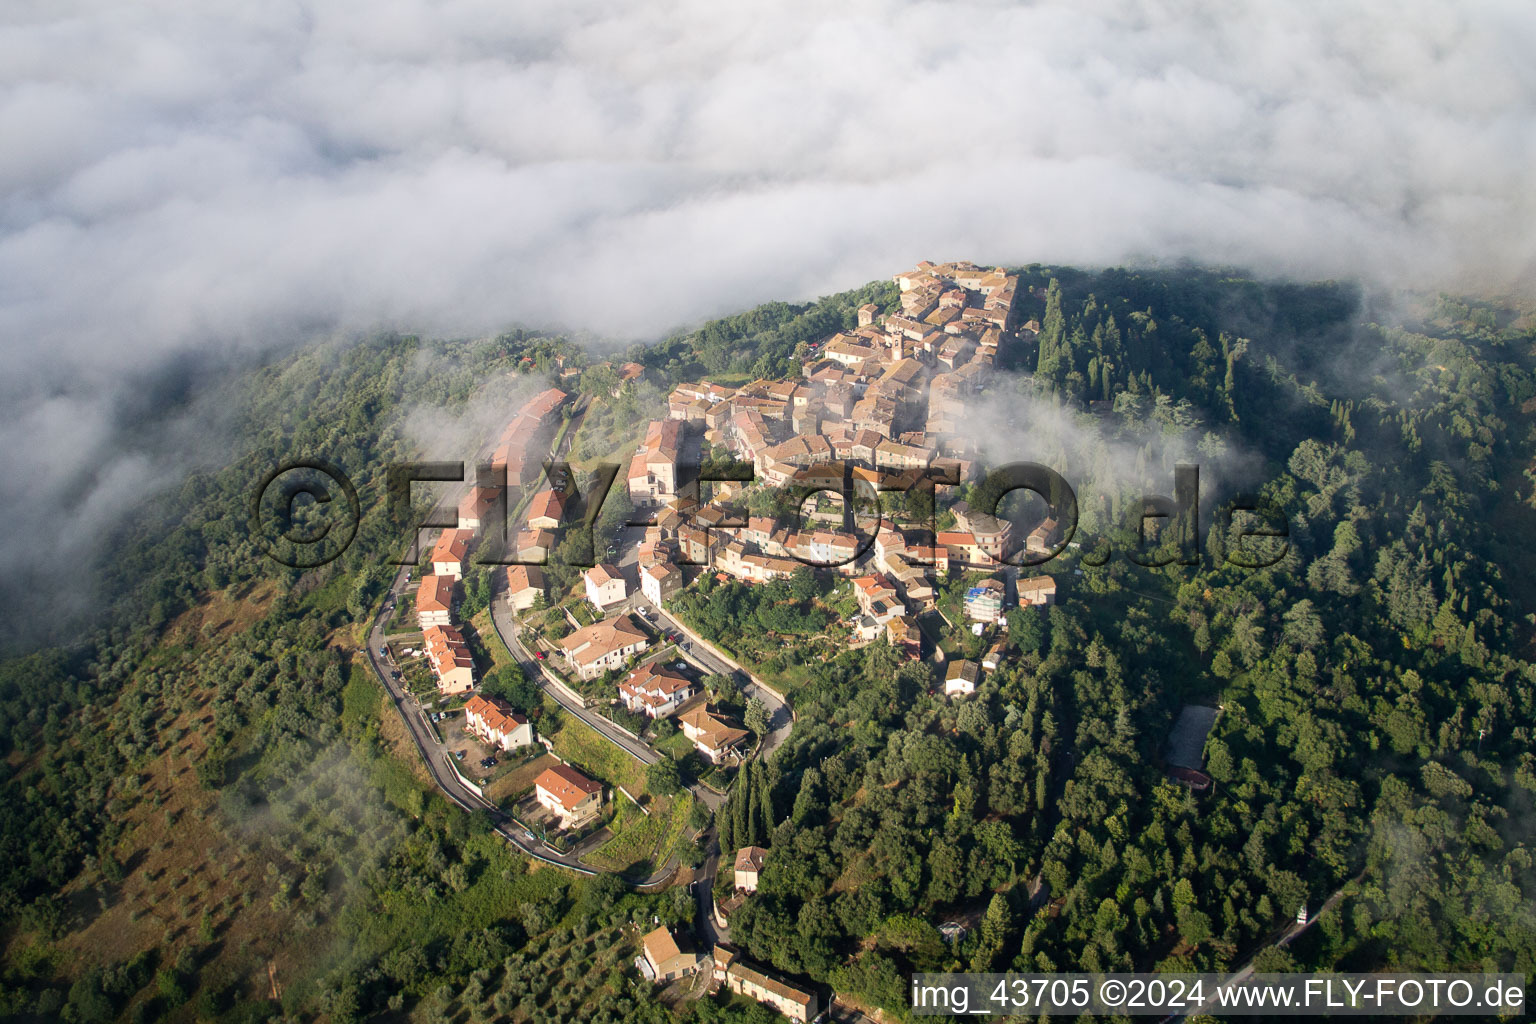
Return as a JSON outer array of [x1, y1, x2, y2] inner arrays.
[[363, 415, 796, 936], [366, 566, 597, 874]]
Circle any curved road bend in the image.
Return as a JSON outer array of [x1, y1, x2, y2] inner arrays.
[[367, 567, 597, 873], [488, 581, 760, 938], [488, 595, 666, 772]]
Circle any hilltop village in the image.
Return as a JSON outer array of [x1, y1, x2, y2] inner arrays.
[[388, 261, 1067, 1018], [413, 259, 1058, 710]]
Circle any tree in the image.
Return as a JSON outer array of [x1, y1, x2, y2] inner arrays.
[[1006, 606, 1045, 654], [744, 698, 770, 737], [706, 673, 739, 705], [791, 767, 823, 825], [789, 566, 819, 602], [1035, 278, 1068, 384], [646, 759, 682, 796], [482, 664, 539, 712], [971, 893, 1011, 971]]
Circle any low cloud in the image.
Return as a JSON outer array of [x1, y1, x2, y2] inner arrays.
[[960, 376, 1264, 538], [3, 0, 1534, 624]]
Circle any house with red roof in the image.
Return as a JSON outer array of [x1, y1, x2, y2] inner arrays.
[[430, 528, 472, 580], [534, 763, 603, 829], [584, 563, 628, 611], [618, 661, 697, 719], [504, 564, 545, 612], [415, 574, 456, 629], [423, 624, 474, 694], [525, 489, 567, 531], [463, 695, 533, 751]]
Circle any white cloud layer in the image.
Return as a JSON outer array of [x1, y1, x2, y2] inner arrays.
[[2, 0, 1535, 622]]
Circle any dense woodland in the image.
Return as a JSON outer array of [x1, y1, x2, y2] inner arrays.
[[0, 269, 1533, 1021], [712, 276, 1536, 1013]]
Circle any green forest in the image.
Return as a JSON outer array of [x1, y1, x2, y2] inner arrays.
[[0, 268, 1533, 1022]]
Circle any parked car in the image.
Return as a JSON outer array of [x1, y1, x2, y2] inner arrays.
[[534, 650, 547, 660], [379, 646, 388, 657], [453, 750, 465, 760]]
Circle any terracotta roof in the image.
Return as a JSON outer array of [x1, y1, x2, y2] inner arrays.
[[734, 846, 768, 872], [642, 561, 680, 581], [712, 947, 814, 1007], [585, 562, 623, 586], [505, 564, 545, 593], [620, 661, 694, 703], [525, 489, 566, 524], [534, 763, 602, 809], [416, 574, 456, 613], [459, 486, 498, 519], [559, 614, 648, 667], [521, 388, 569, 423], [423, 624, 473, 675], [642, 926, 685, 968], [679, 705, 749, 751], [465, 695, 527, 734], [430, 529, 471, 565], [515, 528, 556, 553]]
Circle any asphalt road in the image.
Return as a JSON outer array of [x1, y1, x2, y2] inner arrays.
[[366, 567, 596, 874], [488, 593, 665, 770], [693, 832, 729, 946], [367, 426, 795, 934], [633, 593, 794, 760]]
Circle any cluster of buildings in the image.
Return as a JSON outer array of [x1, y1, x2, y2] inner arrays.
[[463, 386, 573, 567], [615, 657, 751, 762], [945, 574, 1057, 697], [605, 264, 1066, 635], [660, 262, 1025, 500], [636, 932, 819, 1022], [964, 574, 1057, 624], [490, 387, 572, 490], [712, 946, 818, 1022], [638, 919, 818, 1024], [415, 388, 573, 693], [849, 572, 919, 656]]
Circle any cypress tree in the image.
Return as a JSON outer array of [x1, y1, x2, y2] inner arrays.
[[732, 768, 751, 845], [755, 762, 774, 837], [718, 790, 736, 850]]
